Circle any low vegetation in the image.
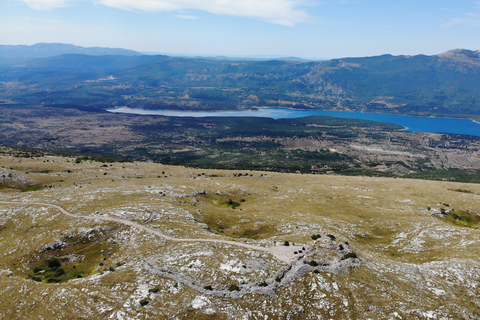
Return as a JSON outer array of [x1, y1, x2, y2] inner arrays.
[[342, 252, 358, 260], [443, 210, 480, 229], [311, 234, 321, 240], [228, 284, 240, 292], [27, 257, 84, 283], [21, 226, 120, 284]]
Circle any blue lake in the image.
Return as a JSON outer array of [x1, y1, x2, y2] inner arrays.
[[107, 107, 480, 137]]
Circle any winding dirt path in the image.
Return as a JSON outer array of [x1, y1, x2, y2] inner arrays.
[[0, 201, 300, 263]]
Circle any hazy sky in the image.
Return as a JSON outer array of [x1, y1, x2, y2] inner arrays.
[[1, 0, 480, 59]]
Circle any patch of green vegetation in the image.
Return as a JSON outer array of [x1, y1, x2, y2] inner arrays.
[[22, 226, 119, 283], [148, 287, 160, 293], [21, 185, 46, 192], [239, 225, 275, 239], [26, 257, 70, 283], [37, 169, 53, 173], [200, 193, 244, 210], [407, 169, 480, 184], [0, 145, 131, 163], [63, 270, 85, 280], [139, 298, 149, 306], [311, 234, 321, 240], [228, 284, 240, 292], [342, 252, 358, 260], [227, 199, 241, 209], [258, 281, 268, 287], [450, 188, 475, 194], [444, 210, 480, 229]]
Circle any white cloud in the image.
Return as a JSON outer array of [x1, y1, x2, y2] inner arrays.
[[443, 14, 480, 28], [18, 0, 310, 26], [20, 0, 68, 10], [443, 2, 480, 28], [175, 14, 197, 20]]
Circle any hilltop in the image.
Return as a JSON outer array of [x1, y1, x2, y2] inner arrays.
[[1, 149, 480, 319]]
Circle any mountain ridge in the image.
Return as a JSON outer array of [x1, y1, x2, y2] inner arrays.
[[2, 45, 480, 119], [0, 43, 142, 60]]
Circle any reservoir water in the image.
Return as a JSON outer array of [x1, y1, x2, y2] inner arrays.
[[107, 107, 480, 137]]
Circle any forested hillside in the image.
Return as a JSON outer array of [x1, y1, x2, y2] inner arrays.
[[1, 48, 480, 119]]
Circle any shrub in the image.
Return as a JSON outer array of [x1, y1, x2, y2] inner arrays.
[[47, 257, 61, 270], [339, 244, 344, 250], [203, 285, 213, 291], [227, 199, 241, 209], [275, 277, 281, 282], [311, 234, 321, 240], [228, 284, 240, 291], [327, 234, 336, 241], [309, 260, 318, 267], [54, 268, 66, 277], [33, 266, 42, 273], [259, 281, 268, 287], [139, 298, 149, 306], [27, 275, 42, 282], [284, 241, 290, 246], [342, 252, 358, 260], [148, 288, 160, 293]]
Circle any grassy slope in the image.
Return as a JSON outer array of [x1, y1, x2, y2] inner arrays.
[[1, 154, 480, 319]]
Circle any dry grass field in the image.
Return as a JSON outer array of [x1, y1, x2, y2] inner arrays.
[[1, 154, 480, 319]]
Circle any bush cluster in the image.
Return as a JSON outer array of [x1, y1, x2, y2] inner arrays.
[[228, 284, 240, 291], [342, 252, 358, 260], [139, 298, 149, 306]]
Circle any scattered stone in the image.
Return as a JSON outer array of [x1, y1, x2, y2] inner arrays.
[[39, 241, 68, 253]]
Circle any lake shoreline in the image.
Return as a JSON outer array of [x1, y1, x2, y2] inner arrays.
[[107, 107, 480, 137]]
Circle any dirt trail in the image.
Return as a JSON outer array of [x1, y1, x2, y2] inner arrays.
[[0, 201, 300, 263]]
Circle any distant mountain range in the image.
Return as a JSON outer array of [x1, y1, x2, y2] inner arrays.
[[0, 43, 311, 62], [1, 43, 480, 120], [0, 43, 141, 62]]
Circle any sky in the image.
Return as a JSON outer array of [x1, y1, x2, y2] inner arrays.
[[1, 0, 480, 59]]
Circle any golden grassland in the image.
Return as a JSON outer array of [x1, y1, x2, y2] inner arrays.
[[1, 154, 480, 319]]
